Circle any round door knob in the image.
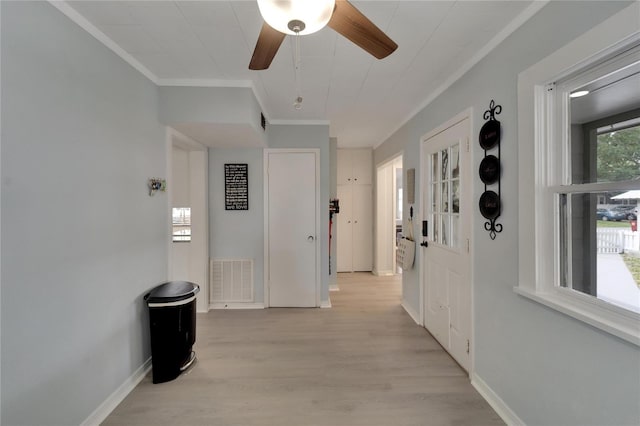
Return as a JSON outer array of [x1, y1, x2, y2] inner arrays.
[[307, 235, 315, 242]]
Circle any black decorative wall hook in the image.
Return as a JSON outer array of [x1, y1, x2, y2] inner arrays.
[[483, 99, 502, 121], [478, 100, 503, 240]]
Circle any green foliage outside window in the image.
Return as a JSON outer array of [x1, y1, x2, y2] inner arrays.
[[597, 125, 640, 182]]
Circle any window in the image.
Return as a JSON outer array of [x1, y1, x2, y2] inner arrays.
[[517, 4, 639, 346], [172, 207, 191, 242], [428, 144, 460, 248], [555, 59, 640, 313]]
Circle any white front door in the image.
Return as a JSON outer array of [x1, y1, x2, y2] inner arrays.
[[422, 117, 471, 371], [266, 150, 319, 307]]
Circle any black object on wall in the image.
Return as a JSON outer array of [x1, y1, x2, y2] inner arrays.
[[479, 100, 503, 240], [224, 163, 249, 210]]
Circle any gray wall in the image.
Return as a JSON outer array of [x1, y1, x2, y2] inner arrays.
[[159, 86, 263, 129], [208, 148, 265, 303], [208, 126, 330, 305], [1, 2, 167, 425], [374, 2, 639, 425]]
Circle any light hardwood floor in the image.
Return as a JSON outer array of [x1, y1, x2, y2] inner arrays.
[[103, 273, 503, 426]]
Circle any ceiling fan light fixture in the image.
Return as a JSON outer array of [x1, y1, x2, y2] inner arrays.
[[257, 0, 336, 36]]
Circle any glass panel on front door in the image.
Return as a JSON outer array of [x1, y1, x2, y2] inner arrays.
[[429, 143, 460, 249]]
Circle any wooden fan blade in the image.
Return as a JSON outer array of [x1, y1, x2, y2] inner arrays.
[[249, 23, 286, 70], [328, 1, 397, 60]]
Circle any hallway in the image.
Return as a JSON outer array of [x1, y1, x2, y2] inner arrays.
[[103, 273, 502, 425]]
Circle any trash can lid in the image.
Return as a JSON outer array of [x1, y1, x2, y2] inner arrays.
[[144, 281, 200, 304]]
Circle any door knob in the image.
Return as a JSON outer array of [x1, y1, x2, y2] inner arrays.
[[307, 235, 315, 242]]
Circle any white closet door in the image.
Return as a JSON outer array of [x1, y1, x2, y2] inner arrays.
[[351, 149, 372, 185], [336, 184, 353, 272], [337, 150, 352, 185], [352, 185, 373, 271]]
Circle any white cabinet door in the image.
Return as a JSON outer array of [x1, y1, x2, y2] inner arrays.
[[352, 185, 373, 271], [351, 149, 372, 185], [336, 149, 373, 272], [337, 149, 372, 185], [336, 185, 353, 272], [337, 150, 352, 185]]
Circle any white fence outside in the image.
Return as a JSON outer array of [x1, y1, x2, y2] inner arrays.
[[597, 229, 640, 254]]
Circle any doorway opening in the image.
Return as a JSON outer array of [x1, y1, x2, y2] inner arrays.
[[167, 128, 209, 313], [375, 155, 403, 276]]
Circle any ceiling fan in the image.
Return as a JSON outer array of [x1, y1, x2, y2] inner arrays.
[[249, 0, 398, 70]]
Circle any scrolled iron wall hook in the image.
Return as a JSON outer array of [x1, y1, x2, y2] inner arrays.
[[479, 99, 503, 240], [484, 221, 503, 240], [483, 99, 502, 121]]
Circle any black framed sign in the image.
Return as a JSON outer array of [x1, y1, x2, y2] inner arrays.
[[224, 163, 248, 210]]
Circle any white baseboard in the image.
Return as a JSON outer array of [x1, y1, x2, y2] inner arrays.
[[329, 284, 340, 292], [81, 357, 152, 426], [210, 302, 265, 309], [372, 270, 395, 276], [320, 298, 332, 308], [401, 299, 421, 325], [471, 373, 525, 426]]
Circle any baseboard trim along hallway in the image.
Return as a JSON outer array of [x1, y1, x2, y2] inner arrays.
[[81, 358, 152, 426], [472, 373, 525, 426], [402, 298, 421, 325]]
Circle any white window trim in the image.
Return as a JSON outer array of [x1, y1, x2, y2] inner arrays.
[[517, 2, 640, 346]]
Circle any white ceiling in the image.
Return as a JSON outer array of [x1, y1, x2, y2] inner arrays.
[[64, 0, 537, 148]]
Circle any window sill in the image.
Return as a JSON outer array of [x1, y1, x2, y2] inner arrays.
[[514, 286, 640, 347]]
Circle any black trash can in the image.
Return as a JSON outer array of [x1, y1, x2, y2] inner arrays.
[[144, 281, 200, 384]]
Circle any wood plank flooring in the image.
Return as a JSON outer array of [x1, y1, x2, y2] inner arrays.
[[102, 273, 503, 426]]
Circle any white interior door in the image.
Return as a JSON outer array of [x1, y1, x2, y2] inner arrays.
[[267, 150, 318, 307], [422, 117, 471, 371]]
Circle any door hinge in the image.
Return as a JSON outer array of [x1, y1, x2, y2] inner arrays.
[[466, 239, 470, 253], [466, 137, 470, 153], [467, 339, 470, 354]]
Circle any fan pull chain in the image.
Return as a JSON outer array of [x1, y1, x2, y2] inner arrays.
[[293, 29, 303, 110]]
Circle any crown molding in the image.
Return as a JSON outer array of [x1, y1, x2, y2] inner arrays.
[[157, 79, 253, 88], [48, 1, 276, 123], [374, 0, 549, 149], [48, 1, 158, 85], [269, 119, 330, 126]]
